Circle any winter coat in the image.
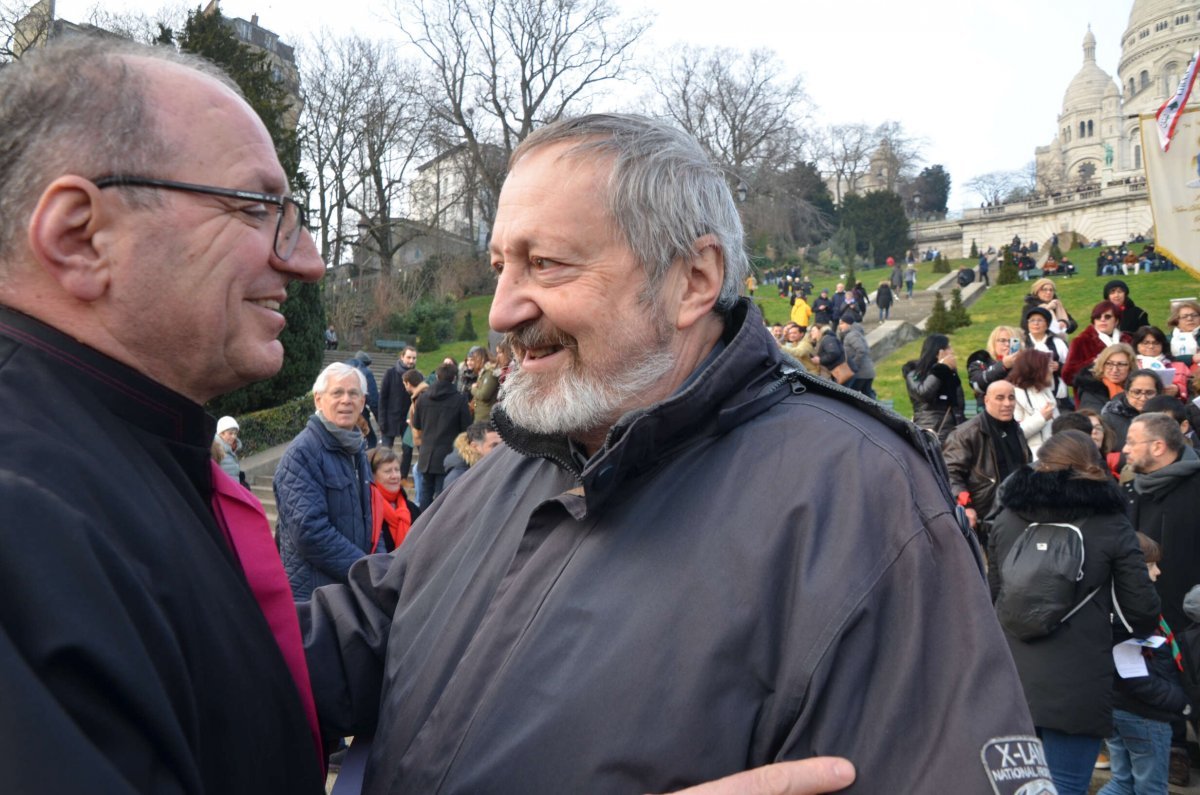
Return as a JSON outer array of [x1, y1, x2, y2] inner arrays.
[[988, 467, 1160, 737], [1025, 331, 1071, 401], [379, 362, 414, 437], [1063, 324, 1130, 387], [1012, 385, 1057, 456], [943, 412, 1031, 530], [1101, 393, 1142, 450], [1126, 446, 1200, 631], [875, 284, 894, 310], [1111, 628, 1191, 724], [966, 351, 1008, 404], [904, 361, 966, 443], [347, 357, 380, 416], [471, 366, 500, 422], [810, 296, 834, 325], [839, 323, 875, 379], [411, 378, 472, 475], [274, 415, 374, 600], [301, 298, 1044, 793], [1072, 368, 1119, 413], [788, 297, 813, 328]]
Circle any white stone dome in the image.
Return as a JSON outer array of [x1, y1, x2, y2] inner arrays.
[[1127, 0, 1188, 35], [1063, 30, 1120, 113]]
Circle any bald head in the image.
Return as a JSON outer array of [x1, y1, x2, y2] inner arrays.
[[984, 380, 1017, 422]]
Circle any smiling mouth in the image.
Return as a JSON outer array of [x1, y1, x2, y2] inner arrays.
[[525, 345, 564, 361], [248, 298, 282, 311]]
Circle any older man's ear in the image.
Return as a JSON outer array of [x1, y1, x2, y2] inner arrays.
[[668, 234, 725, 331], [26, 176, 113, 303]]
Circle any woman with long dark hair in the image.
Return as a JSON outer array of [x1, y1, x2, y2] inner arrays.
[[903, 334, 966, 443], [988, 430, 1160, 795]]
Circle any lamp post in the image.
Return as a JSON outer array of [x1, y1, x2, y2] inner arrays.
[[912, 194, 921, 261]]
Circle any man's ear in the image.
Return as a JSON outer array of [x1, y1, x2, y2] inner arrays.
[[26, 176, 113, 302], [673, 234, 725, 330]]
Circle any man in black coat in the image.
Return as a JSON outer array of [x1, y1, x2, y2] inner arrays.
[[379, 346, 419, 478], [411, 362, 471, 509]]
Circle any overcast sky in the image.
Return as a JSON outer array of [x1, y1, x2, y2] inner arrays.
[[57, 0, 1135, 211]]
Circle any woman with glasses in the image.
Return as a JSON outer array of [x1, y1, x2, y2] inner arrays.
[[1166, 300, 1200, 367], [967, 325, 1022, 412], [1063, 301, 1132, 394], [1100, 369, 1162, 450], [1132, 326, 1189, 398], [1024, 278, 1077, 337], [1073, 344, 1135, 413], [1022, 306, 1072, 411]]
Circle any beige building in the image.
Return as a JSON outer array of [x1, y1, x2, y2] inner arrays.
[[1037, 1, 1200, 192]]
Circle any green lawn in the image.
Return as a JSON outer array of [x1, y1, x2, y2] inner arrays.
[[873, 251, 1200, 417]]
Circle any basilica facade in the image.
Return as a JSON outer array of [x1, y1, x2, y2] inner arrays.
[[1036, 0, 1200, 191]]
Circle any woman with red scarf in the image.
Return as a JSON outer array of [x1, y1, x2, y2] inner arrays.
[[368, 446, 419, 552]]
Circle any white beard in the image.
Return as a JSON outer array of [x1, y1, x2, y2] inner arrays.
[[499, 344, 675, 438]]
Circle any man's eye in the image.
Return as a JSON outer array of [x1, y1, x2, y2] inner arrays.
[[491, 260, 504, 276], [239, 203, 273, 221]]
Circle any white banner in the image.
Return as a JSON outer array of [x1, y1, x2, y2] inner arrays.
[[1140, 108, 1200, 276], [1156, 50, 1200, 151]]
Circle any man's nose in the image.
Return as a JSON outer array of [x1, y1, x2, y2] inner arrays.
[[489, 263, 540, 333]]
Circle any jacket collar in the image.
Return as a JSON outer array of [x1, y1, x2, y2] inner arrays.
[[492, 298, 783, 513]]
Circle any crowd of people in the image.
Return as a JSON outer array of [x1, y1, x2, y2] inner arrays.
[[894, 275, 1200, 792]]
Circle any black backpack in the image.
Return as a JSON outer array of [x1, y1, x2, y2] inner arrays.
[[1175, 623, 1200, 712], [995, 521, 1100, 640]]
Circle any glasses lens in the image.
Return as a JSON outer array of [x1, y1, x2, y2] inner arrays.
[[1105, 361, 1129, 369], [1099, 313, 1115, 320], [275, 199, 302, 260], [1129, 389, 1157, 398]]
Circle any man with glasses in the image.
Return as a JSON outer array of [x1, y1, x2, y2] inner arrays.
[[0, 37, 863, 795], [0, 37, 326, 793], [275, 363, 379, 600]]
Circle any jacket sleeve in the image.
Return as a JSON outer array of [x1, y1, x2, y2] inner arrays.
[[777, 500, 1041, 791], [1062, 335, 1092, 386], [300, 552, 403, 736], [908, 365, 953, 404], [968, 358, 1006, 396], [843, 333, 866, 373], [378, 371, 395, 436], [274, 447, 369, 583], [473, 370, 499, 405], [1116, 645, 1191, 716], [941, 426, 976, 499]]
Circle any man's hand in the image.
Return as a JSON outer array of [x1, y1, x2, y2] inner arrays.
[[964, 507, 978, 529], [661, 758, 856, 795]]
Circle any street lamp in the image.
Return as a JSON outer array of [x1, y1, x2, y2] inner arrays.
[[912, 195, 921, 261]]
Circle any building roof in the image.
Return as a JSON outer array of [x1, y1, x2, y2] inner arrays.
[[1062, 29, 1120, 113]]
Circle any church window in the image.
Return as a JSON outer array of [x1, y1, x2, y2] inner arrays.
[[1177, 14, 1190, 24], [1134, 145, 1141, 170], [1087, 120, 1094, 137], [1080, 121, 1086, 138], [1139, 28, 1149, 39], [1140, 70, 1151, 89], [1156, 20, 1169, 32], [1129, 78, 1136, 95]]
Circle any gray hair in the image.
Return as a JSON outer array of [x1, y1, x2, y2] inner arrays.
[[510, 114, 749, 312], [312, 362, 367, 395], [0, 35, 239, 270], [1132, 412, 1186, 455]]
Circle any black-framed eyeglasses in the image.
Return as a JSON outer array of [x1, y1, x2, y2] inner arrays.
[[93, 175, 308, 261]]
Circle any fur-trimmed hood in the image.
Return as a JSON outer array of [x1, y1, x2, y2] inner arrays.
[[998, 465, 1126, 518]]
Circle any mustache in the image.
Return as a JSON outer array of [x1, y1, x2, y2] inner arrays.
[[503, 323, 578, 356]]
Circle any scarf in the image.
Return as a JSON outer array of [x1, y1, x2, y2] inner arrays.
[[371, 482, 413, 551], [1096, 329, 1120, 348], [1133, 446, 1200, 496], [1103, 377, 1125, 399], [315, 412, 365, 454], [983, 412, 1026, 480]]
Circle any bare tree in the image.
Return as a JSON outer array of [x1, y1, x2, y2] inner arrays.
[[817, 123, 873, 207], [1, 0, 49, 60], [965, 170, 1019, 206], [394, 0, 650, 223], [299, 34, 438, 273], [871, 121, 924, 194], [653, 47, 811, 173]]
